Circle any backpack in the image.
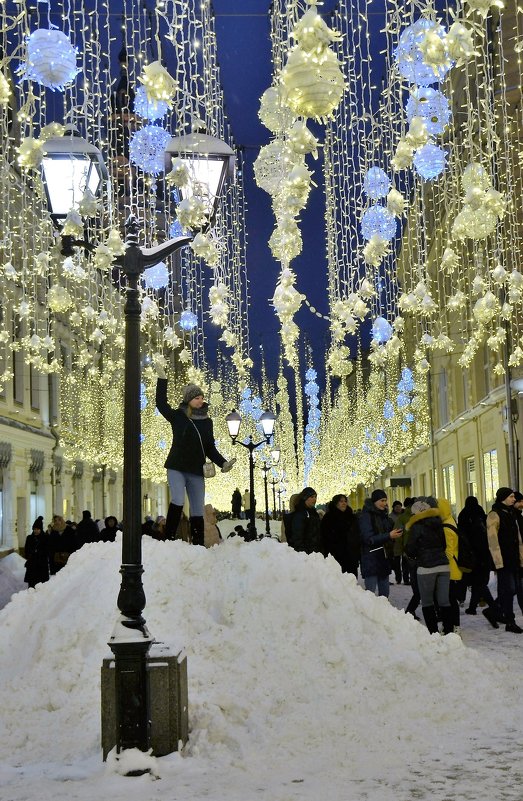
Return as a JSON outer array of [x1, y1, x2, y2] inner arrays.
[[446, 523, 475, 573], [283, 511, 295, 547]]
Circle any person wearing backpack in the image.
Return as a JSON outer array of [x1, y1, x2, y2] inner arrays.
[[404, 497, 453, 635], [438, 497, 462, 634]]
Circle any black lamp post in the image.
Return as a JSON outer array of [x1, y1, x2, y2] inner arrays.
[[269, 477, 278, 520], [41, 127, 235, 757], [225, 409, 276, 538], [260, 447, 280, 537]]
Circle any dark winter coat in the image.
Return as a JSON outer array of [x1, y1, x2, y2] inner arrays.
[[291, 502, 323, 554], [487, 503, 523, 570], [404, 509, 449, 569], [231, 489, 242, 517], [24, 532, 50, 587], [359, 499, 394, 579], [76, 513, 100, 546], [321, 507, 360, 572], [156, 378, 226, 476], [48, 525, 79, 573], [457, 502, 493, 570], [100, 516, 119, 542]]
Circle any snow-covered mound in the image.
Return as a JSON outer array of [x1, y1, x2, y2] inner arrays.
[[0, 537, 513, 775], [0, 551, 26, 609]]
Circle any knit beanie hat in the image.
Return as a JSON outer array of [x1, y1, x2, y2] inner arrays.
[[496, 487, 514, 503], [514, 491, 523, 502], [183, 383, 204, 404], [371, 489, 387, 503], [411, 499, 431, 515], [301, 487, 317, 501]]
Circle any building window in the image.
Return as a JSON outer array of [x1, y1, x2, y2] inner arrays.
[[465, 456, 477, 498], [438, 369, 448, 427], [483, 449, 498, 507], [442, 464, 456, 511]]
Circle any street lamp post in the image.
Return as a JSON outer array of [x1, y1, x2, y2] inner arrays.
[[260, 462, 271, 538], [269, 477, 278, 520], [225, 409, 276, 538], [41, 128, 235, 758]]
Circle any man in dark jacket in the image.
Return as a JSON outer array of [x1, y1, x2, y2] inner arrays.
[[290, 487, 323, 554], [487, 487, 523, 633], [359, 489, 402, 597], [76, 510, 100, 547]]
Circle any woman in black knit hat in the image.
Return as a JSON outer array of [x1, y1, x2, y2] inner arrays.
[[487, 487, 523, 633], [155, 369, 235, 545]]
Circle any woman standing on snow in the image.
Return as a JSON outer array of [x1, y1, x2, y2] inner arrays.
[[155, 368, 235, 545], [321, 494, 360, 576]]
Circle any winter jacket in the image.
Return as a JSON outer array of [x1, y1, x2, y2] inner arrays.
[[405, 508, 448, 569], [457, 503, 493, 570], [359, 499, 394, 579], [291, 502, 323, 554], [48, 525, 78, 573], [321, 507, 360, 572], [438, 497, 462, 581], [487, 502, 523, 570], [24, 533, 50, 587], [156, 378, 226, 476]]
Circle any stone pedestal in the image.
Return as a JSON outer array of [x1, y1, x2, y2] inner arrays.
[[101, 643, 188, 759]]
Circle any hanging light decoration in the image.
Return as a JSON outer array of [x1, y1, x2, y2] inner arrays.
[[143, 262, 169, 290], [20, 28, 79, 91], [129, 125, 171, 174], [134, 85, 169, 121], [363, 167, 391, 200], [412, 142, 447, 180], [395, 18, 451, 86], [179, 308, 198, 331], [406, 87, 451, 136], [372, 316, 393, 343], [361, 205, 397, 241]]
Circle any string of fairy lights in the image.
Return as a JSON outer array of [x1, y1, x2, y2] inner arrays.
[[0, 0, 523, 509]]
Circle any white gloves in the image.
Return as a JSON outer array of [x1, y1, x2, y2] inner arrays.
[[221, 458, 237, 473], [153, 355, 167, 380]]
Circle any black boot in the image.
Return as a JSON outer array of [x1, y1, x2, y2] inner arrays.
[[439, 606, 454, 635], [165, 503, 183, 540], [190, 516, 205, 546], [422, 606, 439, 634], [482, 607, 499, 629]]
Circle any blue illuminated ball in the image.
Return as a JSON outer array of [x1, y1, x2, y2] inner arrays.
[[383, 400, 395, 420], [361, 205, 397, 241], [413, 143, 447, 180], [134, 85, 169, 121], [129, 125, 171, 175], [406, 88, 451, 136], [24, 28, 79, 91], [143, 262, 169, 290], [180, 309, 198, 330], [395, 19, 451, 86], [363, 167, 391, 200], [372, 316, 393, 343]]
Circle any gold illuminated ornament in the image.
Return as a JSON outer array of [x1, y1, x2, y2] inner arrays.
[[190, 232, 220, 266], [48, 285, 73, 312], [0, 71, 10, 106], [280, 1, 345, 122], [465, 0, 504, 18], [138, 60, 177, 107], [17, 136, 44, 170], [258, 85, 296, 133]]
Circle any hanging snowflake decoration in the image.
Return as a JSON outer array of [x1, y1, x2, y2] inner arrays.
[[21, 29, 79, 91], [258, 85, 295, 133], [0, 71, 10, 105], [143, 262, 169, 290], [134, 84, 169, 121], [412, 143, 447, 180], [406, 87, 451, 136], [138, 60, 177, 107], [363, 167, 391, 200], [395, 18, 451, 86], [129, 125, 171, 175], [361, 205, 397, 241]]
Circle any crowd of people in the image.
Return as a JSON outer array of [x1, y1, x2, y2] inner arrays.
[[281, 484, 523, 636], [23, 511, 119, 588]]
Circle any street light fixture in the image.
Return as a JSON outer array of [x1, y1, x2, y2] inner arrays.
[[260, 446, 280, 538], [42, 126, 235, 758], [225, 409, 276, 537]]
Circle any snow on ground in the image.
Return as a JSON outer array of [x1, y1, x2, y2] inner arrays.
[[1, 530, 523, 801]]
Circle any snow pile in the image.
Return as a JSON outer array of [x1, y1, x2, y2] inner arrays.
[[0, 537, 514, 776], [0, 551, 26, 609]]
